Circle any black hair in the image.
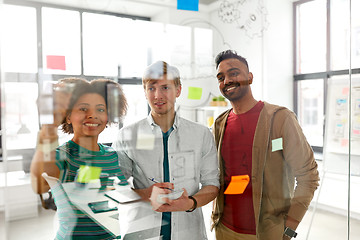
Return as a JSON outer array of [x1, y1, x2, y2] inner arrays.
[[215, 49, 249, 70]]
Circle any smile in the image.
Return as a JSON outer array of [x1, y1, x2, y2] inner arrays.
[[84, 123, 99, 127], [225, 86, 237, 92], [155, 102, 165, 106]]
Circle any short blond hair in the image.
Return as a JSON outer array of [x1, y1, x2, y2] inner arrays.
[[142, 61, 181, 88]]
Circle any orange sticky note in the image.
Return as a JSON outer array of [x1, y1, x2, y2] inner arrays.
[[224, 175, 250, 195]]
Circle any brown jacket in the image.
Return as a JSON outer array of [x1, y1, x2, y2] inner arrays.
[[211, 102, 319, 239]]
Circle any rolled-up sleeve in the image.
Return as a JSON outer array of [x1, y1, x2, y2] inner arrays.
[[200, 129, 220, 188]]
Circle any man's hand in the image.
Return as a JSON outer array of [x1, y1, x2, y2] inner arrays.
[[133, 182, 174, 202], [283, 215, 299, 240], [151, 188, 194, 212], [285, 215, 299, 230]]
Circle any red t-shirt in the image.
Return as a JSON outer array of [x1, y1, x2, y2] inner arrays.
[[221, 101, 264, 235]]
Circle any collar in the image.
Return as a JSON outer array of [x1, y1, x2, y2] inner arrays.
[[146, 112, 179, 131]]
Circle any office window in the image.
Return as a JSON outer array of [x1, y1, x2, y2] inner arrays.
[[295, 0, 360, 151], [0, 4, 37, 73], [304, 99, 318, 124], [194, 27, 213, 78], [4, 82, 39, 150], [297, 79, 324, 147], [0, 1, 212, 158], [96, 85, 148, 144], [296, 0, 326, 74], [83, 14, 157, 77], [115, 19, 163, 78], [82, 12, 123, 77], [162, 24, 192, 79], [119, 85, 148, 127], [294, 2, 360, 239], [42, 7, 81, 75], [331, 0, 360, 70]]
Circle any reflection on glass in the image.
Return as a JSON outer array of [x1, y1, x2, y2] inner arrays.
[[42, 7, 81, 75], [0, 4, 37, 73], [296, 0, 326, 73], [297, 79, 324, 147]]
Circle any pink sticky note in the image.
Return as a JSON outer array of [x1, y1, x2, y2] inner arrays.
[[342, 87, 349, 95], [341, 139, 349, 147], [46, 55, 66, 70]]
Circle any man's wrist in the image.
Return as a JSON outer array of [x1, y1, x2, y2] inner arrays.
[[284, 226, 297, 239], [186, 196, 197, 212]]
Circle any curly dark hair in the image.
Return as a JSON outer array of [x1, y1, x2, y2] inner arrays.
[[60, 78, 127, 134]]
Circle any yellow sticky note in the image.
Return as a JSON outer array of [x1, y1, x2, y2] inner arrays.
[[224, 175, 250, 194], [77, 165, 102, 183], [188, 87, 202, 100], [272, 138, 283, 152]]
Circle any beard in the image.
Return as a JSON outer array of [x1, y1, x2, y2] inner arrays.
[[221, 83, 249, 102]]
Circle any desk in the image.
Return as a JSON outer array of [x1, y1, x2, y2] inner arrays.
[[62, 183, 162, 239]]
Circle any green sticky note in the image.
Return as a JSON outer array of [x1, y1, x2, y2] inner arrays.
[[272, 138, 283, 152], [188, 87, 202, 100], [77, 165, 102, 183]]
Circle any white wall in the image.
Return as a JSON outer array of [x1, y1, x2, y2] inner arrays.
[[138, 0, 294, 111], [264, 0, 293, 109], [209, 0, 294, 110]]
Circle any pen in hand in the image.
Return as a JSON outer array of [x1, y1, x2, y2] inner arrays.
[[148, 177, 174, 192], [148, 177, 159, 183]]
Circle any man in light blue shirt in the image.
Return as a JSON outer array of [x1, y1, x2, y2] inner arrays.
[[112, 61, 219, 240]]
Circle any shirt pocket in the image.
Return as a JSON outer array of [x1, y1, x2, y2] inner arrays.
[[169, 151, 197, 193]]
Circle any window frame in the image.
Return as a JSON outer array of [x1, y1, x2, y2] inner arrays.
[[293, 0, 360, 154], [0, 0, 147, 159]]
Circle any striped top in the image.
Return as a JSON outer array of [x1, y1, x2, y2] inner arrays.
[[54, 140, 127, 240]]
